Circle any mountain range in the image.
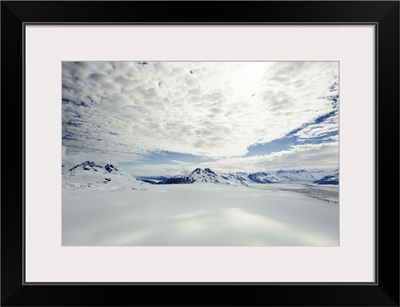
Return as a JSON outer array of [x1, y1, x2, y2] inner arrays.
[[62, 161, 339, 191], [139, 167, 339, 186]]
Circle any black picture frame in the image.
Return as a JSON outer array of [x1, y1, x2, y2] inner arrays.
[[1, 1, 399, 306]]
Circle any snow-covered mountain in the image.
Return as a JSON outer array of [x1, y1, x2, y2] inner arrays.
[[313, 169, 339, 185], [140, 168, 339, 186], [248, 172, 280, 183], [63, 161, 147, 191], [248, 169, 338, 184], [157, 168, 234, 185], [220, 172, 251, 186]]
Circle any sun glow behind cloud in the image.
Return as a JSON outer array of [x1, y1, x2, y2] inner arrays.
[[62, 61, 338, 175]]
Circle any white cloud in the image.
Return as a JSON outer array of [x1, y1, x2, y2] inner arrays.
[[294, 113, 339, 139], [170, 160, 194, 165], [121, 142, 339, 176], [119, 163, 193, 177], [63, 61, 338, 162], [196, 142, 339, 173]]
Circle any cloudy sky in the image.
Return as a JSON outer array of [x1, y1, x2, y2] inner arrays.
[[62, 61, 339, 176]]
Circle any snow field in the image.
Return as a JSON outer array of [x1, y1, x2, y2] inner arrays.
[[63, 184, 339, 246]]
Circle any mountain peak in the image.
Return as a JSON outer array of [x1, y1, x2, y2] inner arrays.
[[156, 167, 229, 185], [192, 168, 202, 174], [191, 167, 216, 175], [105, 164, 118, 173], [69, 161, 103, 172], [204, 168, 216, 175]]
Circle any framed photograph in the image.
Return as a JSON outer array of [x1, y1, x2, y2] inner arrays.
[[2, 1, 399, 306]]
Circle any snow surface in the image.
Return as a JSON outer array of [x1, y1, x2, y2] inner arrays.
[[63, 183, 339, 246]]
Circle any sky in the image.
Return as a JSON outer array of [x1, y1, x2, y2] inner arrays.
[[62, 61, 339, 176]]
